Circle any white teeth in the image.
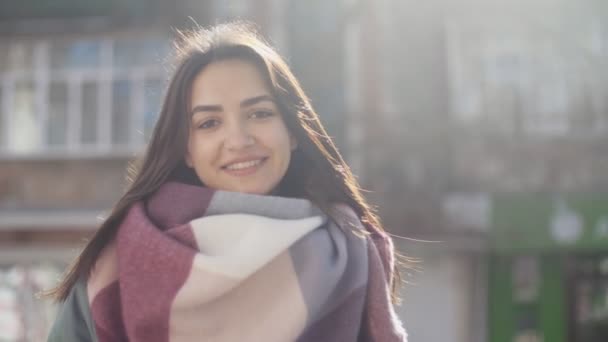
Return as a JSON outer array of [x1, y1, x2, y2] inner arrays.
[[225, 159, 263, 170]]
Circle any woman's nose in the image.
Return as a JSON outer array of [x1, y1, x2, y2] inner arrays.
[[225, 121, 254, 150]]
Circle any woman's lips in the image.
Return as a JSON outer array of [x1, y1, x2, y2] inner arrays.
[[222, 157, 267, 176]]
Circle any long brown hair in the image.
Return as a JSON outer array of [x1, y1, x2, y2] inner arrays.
[[48, 22, 400, 302]]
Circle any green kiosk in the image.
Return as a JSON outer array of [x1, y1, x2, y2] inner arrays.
[[490, 194, 608, 342]]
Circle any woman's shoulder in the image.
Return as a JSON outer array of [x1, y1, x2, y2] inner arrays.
[[47, 278, 97, 342]]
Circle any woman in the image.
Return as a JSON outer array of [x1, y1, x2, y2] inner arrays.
[[48, 22, 407, 341]]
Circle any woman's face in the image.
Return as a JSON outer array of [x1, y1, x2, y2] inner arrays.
[[185, 59, 297, 195]]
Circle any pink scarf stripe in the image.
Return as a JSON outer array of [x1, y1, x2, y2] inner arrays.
[[90, 203, 198, 342]]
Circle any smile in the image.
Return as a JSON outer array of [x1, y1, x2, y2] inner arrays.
[[222, 157, 268, 175]]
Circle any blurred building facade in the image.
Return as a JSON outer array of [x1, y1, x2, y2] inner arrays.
[[1, 0, 607, 341], [369, 0, 608, 342], [0, 2, 178, 339]]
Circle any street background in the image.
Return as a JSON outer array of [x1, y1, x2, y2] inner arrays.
[[0, 0, 607, 341]]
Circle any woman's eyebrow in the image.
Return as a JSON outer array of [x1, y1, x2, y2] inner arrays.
[[191, 104, 222, 116], [240, 94, 275, 108], [191, 94, 275, 116]]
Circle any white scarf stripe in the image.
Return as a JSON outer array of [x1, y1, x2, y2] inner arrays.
[[188, 214, 323, 279]]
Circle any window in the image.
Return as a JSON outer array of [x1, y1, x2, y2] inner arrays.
[[570, 255, 608, 342], [445, 20, 608, 138], [0, 34, 169, 157], [50, 40, 101, 69], [113, 37, 169, 69], [12, 80, 38, 153], [111, 80, 131, 145], [81, 81, 98, 144], [48, 82, 69, 146]]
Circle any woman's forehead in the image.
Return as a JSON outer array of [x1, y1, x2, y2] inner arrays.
[[190, 59, 271, 105]]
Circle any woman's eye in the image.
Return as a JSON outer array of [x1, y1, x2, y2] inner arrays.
[[198, 119, 219, 129], [250, 110, 274, 119]]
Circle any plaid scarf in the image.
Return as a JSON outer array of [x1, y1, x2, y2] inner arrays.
[[54, 182, 406, 342]]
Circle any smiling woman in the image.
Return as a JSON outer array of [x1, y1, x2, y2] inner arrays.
[[46, 22, 407, 342], [186, 59, 297, 195]]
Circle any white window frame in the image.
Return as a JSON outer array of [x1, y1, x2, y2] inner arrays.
[[0, 33, 167, 160]]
